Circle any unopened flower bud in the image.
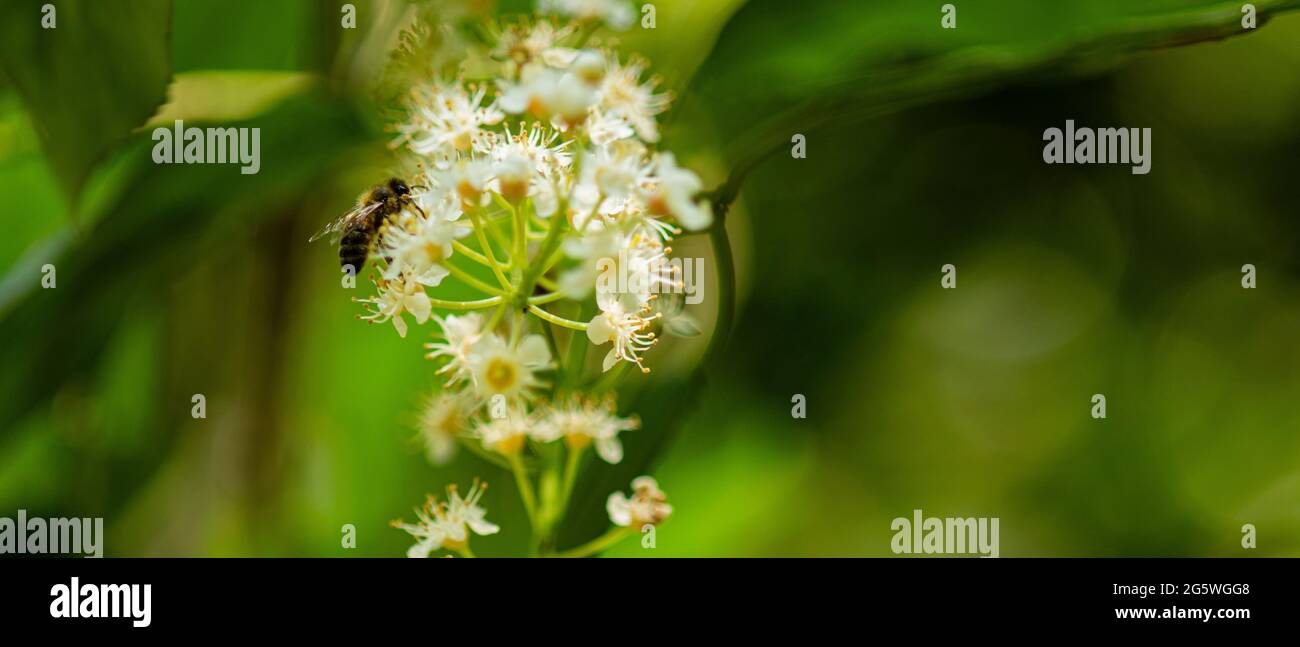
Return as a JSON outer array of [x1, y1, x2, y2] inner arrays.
[[552, 73, 596, 127], [496, 154, 532, 203], [572, 50, 606, 84]]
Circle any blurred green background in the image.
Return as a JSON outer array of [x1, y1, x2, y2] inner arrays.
[[2, 0, 1299, 557]]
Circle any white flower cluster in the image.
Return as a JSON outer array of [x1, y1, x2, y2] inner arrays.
[[365, 14, 709, 369], [376, 6, 684, 557], [607, 475, 673, 528], [418, 312, 639, 466], [392, 481, 499, 558]]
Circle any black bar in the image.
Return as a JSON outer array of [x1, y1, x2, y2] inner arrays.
[[0, 557, 1288, 634]]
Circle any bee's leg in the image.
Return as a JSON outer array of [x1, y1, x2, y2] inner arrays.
[[409, 201, 428, 220], [409, 164, 429, 194]]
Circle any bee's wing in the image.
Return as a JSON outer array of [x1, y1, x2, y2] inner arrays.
[[308, 202, 383, 244]]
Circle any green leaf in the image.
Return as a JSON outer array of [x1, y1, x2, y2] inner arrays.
[[679, 0, 1300, 184], [0, 92, 374, 437], [0, 0, 172, 203], [0, 93, 67, 272], [171, 0, 334, 73]]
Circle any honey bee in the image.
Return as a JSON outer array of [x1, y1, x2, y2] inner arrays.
[[310, 178, 422, 273]]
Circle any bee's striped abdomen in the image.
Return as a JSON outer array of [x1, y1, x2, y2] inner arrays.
[[339, 226, 373, 273]]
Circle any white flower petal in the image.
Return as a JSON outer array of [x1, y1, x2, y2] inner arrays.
[[406, 291, 432, 323], [606, 492, 633, 527], [518, 334, 552, 366], [587, 314, 614, 344], [676, 198, 713, 231], [632, 475, 659, 491], [595, 437, 623, 464], [406, 536, 440, 558], [469, 518, 500, 536]]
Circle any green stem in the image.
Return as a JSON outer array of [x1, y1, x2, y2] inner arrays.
[[572, 19, 600, 48], [508, 453, 538, 529], [485, 302, 508, 333], [468, 207, 509, 255], [510, 201, 527, 264], [528, 291, 566, 305], [538, 244, 567, 277], [458, 437, 511, 470], [529, 305, 588, 331], [445, 261, 509, 297], [553, 526, 635, 558], [484, 214, 515, 261], [466, 209, 512, 288], [564, 300, 595, 388], [455, 545, 476, 558], [428, 295, 503, 310], [517, 201, 568, 300], [452, 240, 495, 268], [701, 216, 737, 369], [558, 445, 585, 518], [541, 319, 563, 374], [535, 447, 564, 549]]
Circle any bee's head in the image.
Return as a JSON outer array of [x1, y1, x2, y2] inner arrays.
[[388, 178, 411, 198]]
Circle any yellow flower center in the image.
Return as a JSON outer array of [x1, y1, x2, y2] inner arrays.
[[435, 412, 460, 437], [457, 179, 479, 201], [484, 357, 517, 393], [499, 178, 528, 203], [494, 434, 525, 455], [647, 193, 669, 216], [565, 434, 592, 451], [527, 96, 548, 119]]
